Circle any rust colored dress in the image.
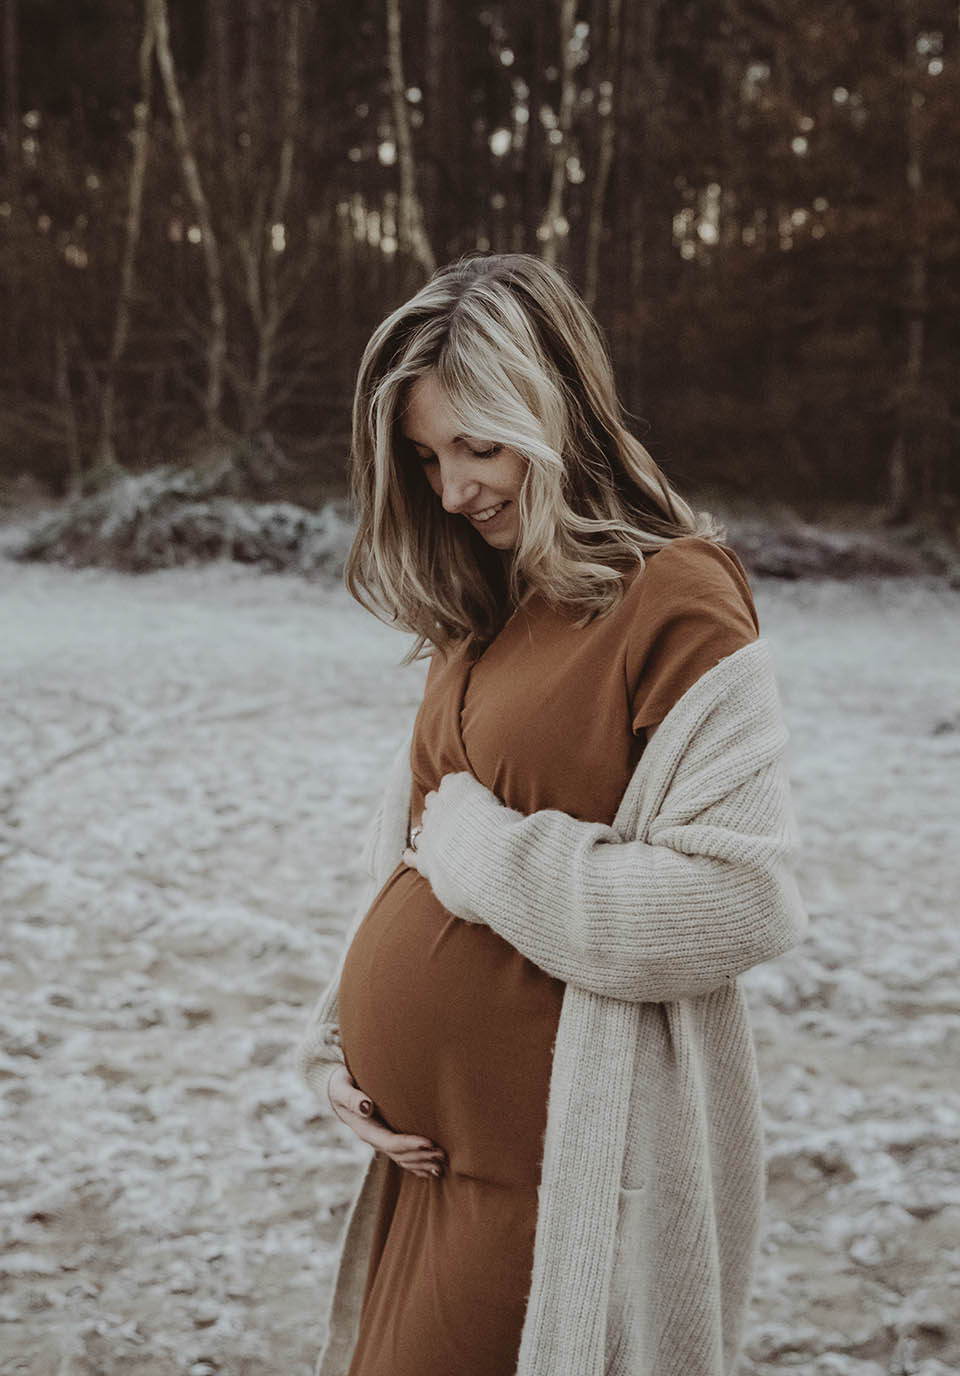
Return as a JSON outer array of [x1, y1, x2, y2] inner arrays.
[[337, 539, 758, 1376]]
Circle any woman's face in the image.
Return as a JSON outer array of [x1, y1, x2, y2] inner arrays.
[[401, 371, 527, 551]]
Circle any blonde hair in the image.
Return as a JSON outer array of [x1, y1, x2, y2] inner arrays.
[[345, 253, 723, 659]]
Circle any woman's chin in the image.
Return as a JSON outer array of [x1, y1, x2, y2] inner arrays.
[[480, 528, 517, 550], [467, 505, 518, 549]]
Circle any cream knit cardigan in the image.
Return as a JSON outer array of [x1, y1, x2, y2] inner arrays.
[[297, 636, 807, 1376]]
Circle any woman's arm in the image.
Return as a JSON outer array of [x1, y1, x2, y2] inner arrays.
[[405, 749, 806, 1004]]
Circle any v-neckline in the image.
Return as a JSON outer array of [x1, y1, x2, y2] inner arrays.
[[450, 595, 536, 771], [468, 590, 538, 672]]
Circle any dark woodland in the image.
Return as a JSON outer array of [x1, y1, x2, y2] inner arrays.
[[1, 0, 958, 526]]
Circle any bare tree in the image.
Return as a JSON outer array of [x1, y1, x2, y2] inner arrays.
[[205, 0, 232, 165], [520, 6, 548, 249], [241, 0, 264, 157], [615, 0, 668, 402], [150, 0, 227, 433], [2, 0, 19, 210], [424, 0, 451, 259], [54, 326, 83, 497], [96, 0, 155, 472], [239, 0, 313, 432], [887, 0, 930, 523], [385, 0, 436, 279], [3, 0, 21, 379], [583, 0, 622, 308], [538, 0, 577, 266]]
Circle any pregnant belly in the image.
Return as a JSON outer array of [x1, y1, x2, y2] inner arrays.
[[338, 862, 564, 1187]]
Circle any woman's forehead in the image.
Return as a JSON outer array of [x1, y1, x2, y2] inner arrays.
[[402, 373, 474, 444]]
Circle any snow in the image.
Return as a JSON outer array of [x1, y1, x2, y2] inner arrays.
[[5, 463, 355, 575], [1, 559, 958, 1374]]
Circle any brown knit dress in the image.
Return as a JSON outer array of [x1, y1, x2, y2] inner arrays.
[[336, 538, 759, 1376]]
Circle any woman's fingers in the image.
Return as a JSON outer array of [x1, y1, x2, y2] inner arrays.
[[363, 1120, 442, 1159], [328, 1066, 376, 1119], [328, 1066, 370, 1123], [392, 1143, 447, 1178], [353, 1119, 447, 1176], [326, 1068, 446, 1177], [390, 1134, 446, 1161]]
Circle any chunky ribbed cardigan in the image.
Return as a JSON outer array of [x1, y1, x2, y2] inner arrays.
[[297, 636, 807, 1376]]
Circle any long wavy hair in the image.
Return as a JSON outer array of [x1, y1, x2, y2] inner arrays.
[[345, 253, 723, 659]]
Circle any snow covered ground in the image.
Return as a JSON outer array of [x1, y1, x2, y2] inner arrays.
[[0, 558, 957, 1376]]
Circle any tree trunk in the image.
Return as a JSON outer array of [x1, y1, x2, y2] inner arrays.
[[96, 0, 155, 471], [583, 0, 622, 309], [887, 0, 929, 523], [520, 9, 547, 251], [243, 0, 310, 433], [206, 0, 232, 152], [385, 0, 436, 281], [538, 0, 577, 266], [2, 0, 19, 201], [618, 0, 667, 405], [54, 326, 83, 498], [241, 0, 263, 157], [150, 0, 227, 433], [3, 0, 21, 381], [424, 0, 447, 258]]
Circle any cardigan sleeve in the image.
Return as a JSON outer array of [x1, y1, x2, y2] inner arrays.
[[410, 752, 807, 1004]]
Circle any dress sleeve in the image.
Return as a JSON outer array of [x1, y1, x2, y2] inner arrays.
[[626, 538, 759, 733]]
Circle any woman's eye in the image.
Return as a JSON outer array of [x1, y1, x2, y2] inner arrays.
[[472, 444, 503, 459], [416, 450, 438, 465]]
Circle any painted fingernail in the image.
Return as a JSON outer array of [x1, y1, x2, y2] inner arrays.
[[359, 1099, 372, 1115]]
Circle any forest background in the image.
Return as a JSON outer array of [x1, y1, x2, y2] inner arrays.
[[1, 0, 958, 533]]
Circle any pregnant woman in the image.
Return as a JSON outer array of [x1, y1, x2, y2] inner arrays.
[[298, 253, 807, 1376]]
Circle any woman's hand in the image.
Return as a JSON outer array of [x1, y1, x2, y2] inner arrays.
[[327, 1065, 447, 1180], [401, 777, 506, 922], [402, 788, 438, 874], [402, 836, 423, 872], [402, 783, 459, 874], [401, 777, 501, 926]]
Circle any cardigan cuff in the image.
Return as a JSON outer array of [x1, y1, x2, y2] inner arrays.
[[297, 1035, 346, 1115], [416, 771, 520, 922]]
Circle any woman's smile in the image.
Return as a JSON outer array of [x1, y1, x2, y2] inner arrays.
[[467, 500, 509, 524]]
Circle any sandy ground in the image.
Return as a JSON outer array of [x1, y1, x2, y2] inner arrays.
[[0, 559, 958, 1376]]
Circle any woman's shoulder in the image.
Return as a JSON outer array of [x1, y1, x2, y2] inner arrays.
[[624, 535, 753, 605], [621, 536, 760, 730]]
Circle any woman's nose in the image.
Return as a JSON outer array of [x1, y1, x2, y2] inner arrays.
[[440, 469, 481, 514]]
